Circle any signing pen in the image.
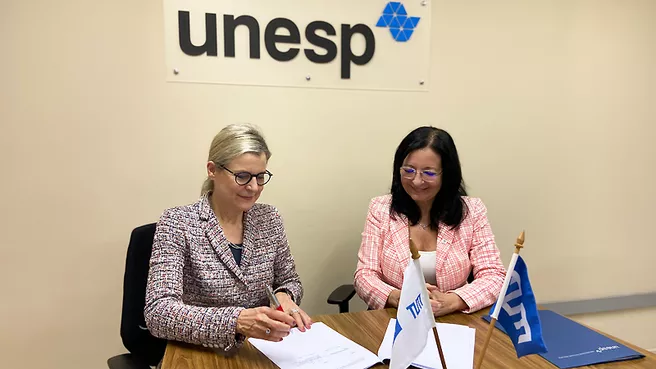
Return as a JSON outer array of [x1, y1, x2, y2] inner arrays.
[[265, 285, 285, 312]]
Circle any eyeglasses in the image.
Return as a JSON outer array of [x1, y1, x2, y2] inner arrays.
[[220, 165, 273, 186], [400, 166, 442, 182]]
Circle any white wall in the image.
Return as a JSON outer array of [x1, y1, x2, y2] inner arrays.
[[1, 1, 654, 368]]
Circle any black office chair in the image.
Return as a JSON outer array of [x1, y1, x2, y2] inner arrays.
[[108, 223, 167, 369], [328, 271, 476, 313]]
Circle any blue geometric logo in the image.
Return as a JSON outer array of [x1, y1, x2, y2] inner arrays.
[[375, 2, 421, 42]]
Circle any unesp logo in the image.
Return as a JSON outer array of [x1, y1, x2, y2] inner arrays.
[[376, 2, 421, 42], [166, 0, 430, 87]]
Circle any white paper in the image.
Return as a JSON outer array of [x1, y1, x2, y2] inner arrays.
[[378, 319, 476, 369], [248, 322, 382, 369]]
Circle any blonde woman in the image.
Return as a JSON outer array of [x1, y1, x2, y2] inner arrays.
[[145, 124, 311, 355]]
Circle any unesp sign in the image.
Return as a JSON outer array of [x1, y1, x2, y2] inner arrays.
[[163, 1, 431, 91]]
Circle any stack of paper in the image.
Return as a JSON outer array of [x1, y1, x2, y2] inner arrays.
[[249, 320, 476, 369], [378, 319, 476, 369], [249, 322, 381, 369]]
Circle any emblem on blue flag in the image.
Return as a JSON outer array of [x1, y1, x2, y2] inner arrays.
[[490, 254, 548, 358]]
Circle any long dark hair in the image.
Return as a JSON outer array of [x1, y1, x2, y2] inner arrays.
[[390, 126, 468, 230]]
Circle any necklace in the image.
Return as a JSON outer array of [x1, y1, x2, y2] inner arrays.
[[418, 222, 430, 230], [228, 242, 244, 250]]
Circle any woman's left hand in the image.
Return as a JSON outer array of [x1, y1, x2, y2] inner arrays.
[[276, 292, 313, 332], [425, 284, 467, 317]]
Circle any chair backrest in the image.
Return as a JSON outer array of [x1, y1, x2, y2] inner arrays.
[[119, 223, 167, 366], [467, 270, 474, 284]]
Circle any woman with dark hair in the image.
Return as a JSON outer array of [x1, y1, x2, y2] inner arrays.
[[353, 126, 506, 316]]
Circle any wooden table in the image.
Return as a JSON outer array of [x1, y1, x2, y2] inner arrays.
[[162, 307, 656, 369]]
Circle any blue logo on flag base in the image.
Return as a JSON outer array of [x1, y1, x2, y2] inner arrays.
[[376, 2, 421, 42]]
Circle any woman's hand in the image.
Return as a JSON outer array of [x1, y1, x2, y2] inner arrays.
[[276, 292, 313, 332], [385, 289, 401, 308], [426, 284, 467, 317], [235, 307, 296, 341]]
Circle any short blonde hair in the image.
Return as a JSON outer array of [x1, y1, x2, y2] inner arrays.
[[201, 123, 271, 194]]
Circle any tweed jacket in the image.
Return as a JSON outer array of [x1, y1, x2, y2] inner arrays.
[[144, 194, 303, 352], [354, 195, 505, 313]]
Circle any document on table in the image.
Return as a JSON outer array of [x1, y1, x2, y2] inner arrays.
[[248, 322, 382, 369], [377, 319, 476, 369]]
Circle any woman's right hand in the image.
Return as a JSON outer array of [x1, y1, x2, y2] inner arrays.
[[236, 307, 296, 341]]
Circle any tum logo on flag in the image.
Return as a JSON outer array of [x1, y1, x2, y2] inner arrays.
[[375, 1, 421, 42], [502, 270, 532, 343], [393, 293, 425, 341], [405, 293, 425, 319]]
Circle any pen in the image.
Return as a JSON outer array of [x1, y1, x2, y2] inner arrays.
[[265, 285, 285, 312]]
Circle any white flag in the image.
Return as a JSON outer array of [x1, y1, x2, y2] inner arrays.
[[389, 258, 435, 369]]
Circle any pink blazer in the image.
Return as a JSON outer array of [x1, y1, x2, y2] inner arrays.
[[354, 195, 506, 313]]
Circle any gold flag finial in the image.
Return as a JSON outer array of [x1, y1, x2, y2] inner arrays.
[[409, 238, 421, 260], [514, 230, 525, 253]]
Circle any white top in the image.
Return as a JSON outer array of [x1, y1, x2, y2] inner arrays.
[[418, 250, 437, 285]]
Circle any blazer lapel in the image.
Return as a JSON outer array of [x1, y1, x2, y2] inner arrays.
[[199, 195, 246, 284], [434, 222, 456, 277], [239, 209, 255, 270], [389, 214, 411, 269]]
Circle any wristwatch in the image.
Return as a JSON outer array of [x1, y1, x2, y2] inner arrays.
[[274, 287, 294, 302]]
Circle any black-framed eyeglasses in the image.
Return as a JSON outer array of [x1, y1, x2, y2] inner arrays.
[[220, 165, 273, 186], [400, 166, 442, 182]]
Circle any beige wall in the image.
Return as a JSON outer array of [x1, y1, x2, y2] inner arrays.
[[1, 0, 655, 368], [571, 307, 656, 353]]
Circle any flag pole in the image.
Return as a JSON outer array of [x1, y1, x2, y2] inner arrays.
[[409, 237, 448, 369], [475, 231, 525, 369]]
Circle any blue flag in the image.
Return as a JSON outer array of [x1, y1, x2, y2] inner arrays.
[[489, 254, 547, 358]]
